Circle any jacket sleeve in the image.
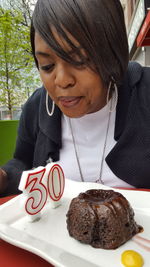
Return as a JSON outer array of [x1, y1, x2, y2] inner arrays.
[[1, 88, 42, 197]]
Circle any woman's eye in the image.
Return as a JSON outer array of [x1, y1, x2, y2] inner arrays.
[[40, 64, 55, 72]]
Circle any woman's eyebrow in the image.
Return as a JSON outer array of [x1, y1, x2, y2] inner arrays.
[[35, 51, 52, 57]]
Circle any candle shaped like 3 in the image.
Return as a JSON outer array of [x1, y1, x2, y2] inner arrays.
[[19, 163, 65, 220]]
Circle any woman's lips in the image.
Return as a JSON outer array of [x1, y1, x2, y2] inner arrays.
[[58, 96, 82, 108]]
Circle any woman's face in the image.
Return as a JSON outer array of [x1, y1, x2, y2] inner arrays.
[[35, 31, 107, 118]]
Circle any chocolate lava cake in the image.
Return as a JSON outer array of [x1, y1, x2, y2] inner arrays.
[[66, 189, 143, 249]]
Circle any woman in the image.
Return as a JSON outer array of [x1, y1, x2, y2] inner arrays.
[[0, 0, 150, 197]]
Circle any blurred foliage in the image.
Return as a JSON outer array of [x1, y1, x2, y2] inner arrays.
[[0, 1, 40, 118]]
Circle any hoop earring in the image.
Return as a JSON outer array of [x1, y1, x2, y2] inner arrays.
[[46, 91, 55, 116], [107, 79, 118, 112]]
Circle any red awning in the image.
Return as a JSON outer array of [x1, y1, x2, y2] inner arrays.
[[137, 10, 150, 47]]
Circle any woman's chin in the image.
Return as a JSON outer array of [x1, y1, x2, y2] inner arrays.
[[58, 102, 87, 118], [60, 108, 86, 118]]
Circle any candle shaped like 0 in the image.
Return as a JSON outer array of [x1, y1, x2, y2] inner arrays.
[[19, 163, 65, 217], [46, 163, 65, 208], [48, 164, 65, 201]]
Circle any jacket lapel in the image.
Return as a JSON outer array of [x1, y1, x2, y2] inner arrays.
[[115, 62, 143, 140], [39, 88, 62, 148]]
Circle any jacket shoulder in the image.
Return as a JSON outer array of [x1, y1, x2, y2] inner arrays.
[[127, 61, 143, 87], [127, 61, 150, 86], [23, 87, 44, 111]]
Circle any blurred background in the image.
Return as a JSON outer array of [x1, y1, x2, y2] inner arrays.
[[121, 0, 150, 65], [0, 0, 40, 120]]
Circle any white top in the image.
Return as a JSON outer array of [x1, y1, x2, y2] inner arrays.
[[55, 101, 134, 188]]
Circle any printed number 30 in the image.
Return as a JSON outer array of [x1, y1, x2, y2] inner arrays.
[[24, 164, 65, 215]]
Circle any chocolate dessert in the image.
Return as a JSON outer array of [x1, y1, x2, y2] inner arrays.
[[66, 189, 143, 249]]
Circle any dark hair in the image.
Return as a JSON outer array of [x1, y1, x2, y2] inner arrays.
[[31, 0, 129, 87]]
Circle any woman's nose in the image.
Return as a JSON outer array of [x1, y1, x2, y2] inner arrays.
[[54, 62, 76, 89]]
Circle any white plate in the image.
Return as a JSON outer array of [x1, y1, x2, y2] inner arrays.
[[0, 179, 150, 267]]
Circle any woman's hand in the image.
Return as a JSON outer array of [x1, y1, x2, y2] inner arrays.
[[0, 169, 8, 193]]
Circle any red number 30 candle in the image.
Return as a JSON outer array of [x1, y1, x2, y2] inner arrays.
[[19, 163, 65, 221]]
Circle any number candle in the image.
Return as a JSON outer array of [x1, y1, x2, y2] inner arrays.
[[19, 163, 65, 221], [47, 163, 65, 208]]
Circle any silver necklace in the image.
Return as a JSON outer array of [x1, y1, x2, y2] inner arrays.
[[68, 98, 113, 184]]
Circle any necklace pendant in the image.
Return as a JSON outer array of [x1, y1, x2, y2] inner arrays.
[[46, 157, 53, 164]]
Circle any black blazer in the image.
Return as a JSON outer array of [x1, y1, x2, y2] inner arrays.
[[2, 61, 150, 196]]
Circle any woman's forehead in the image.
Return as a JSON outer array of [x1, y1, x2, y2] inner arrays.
[[35, 26, 80, 52], [34, 32, 52, 54], [53, 26, 80, 48]]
